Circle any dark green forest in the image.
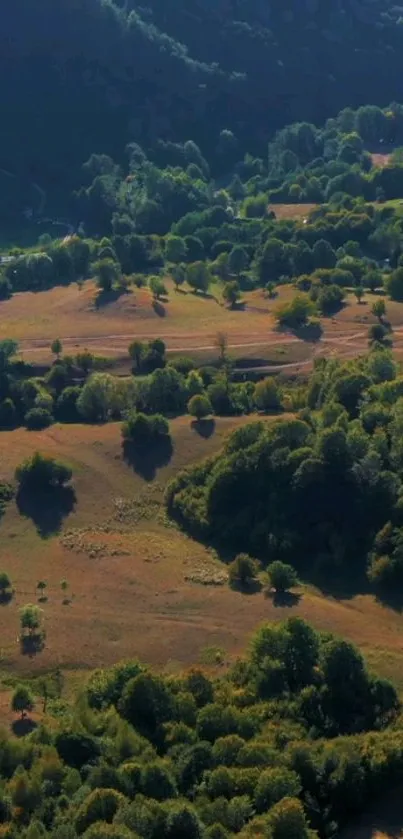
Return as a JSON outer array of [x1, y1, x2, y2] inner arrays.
[[4, 0, 403, 216]]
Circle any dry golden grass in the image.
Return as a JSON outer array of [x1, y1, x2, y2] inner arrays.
[[269, 203, 318, 220], [1, 417, 403, 688]]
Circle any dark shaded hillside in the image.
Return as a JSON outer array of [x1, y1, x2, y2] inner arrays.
[[2, 0, 403, 209]]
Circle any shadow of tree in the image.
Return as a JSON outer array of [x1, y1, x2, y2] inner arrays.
[[122, 437, 173, 481], [375, 588, 403, 614], [94, 286, 130, 309], [152, 300, 166, 317], [0, 590, 13, 605], [20, 632, 45, 657], [265, 590, 302, 608], [229, 578, 263, 595], [12, 718, 38, 737], [294, 321, 323, 343], [16, 486, 76, 538], [191, 418, 216, 439]]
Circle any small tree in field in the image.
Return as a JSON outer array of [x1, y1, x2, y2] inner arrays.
[[222, 280, 240, 308], [170, 264, 186, 291], [11, 685, 34, 719], [188, 394, 212, 421], [215, 331, 228, 365], [20, 604, 42, 636], [37, 580, 47, 602], [267, 561, 298, 594], [228, 554, 259, 589], [51, 338, 62, 360], [354, 285, 364, 304], [16, 452, 72, 493], [61, 580, 69, 604], [372, 298, 386, 321], [0, 572, 12, 601], [149, 276, 167, 300]]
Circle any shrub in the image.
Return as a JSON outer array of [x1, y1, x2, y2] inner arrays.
[[267, 561, 298, 593], [15, 452, 72, 492], [275, 294, 314, 329], [316, 284, 345, 315], [76, 788, 126, 834], [253, 378, 281, 412], [122, 412, 170, 444], [228, 554, 259, 589], [169, 356, 195, 375], [188, 394, 213, 420], [11, 685, 34, 719], [24, 407, 53, 430]]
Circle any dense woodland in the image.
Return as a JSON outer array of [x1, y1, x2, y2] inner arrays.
[[1, 618, 403, 839], [3, 0, 403, 218]]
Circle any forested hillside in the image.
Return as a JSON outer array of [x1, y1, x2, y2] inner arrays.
[[3, 0, 403, 212]]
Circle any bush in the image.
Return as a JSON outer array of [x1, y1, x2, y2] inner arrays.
[[253, 378, 281, 412], [228, 554, 259, 589], [169, 356, 195, 375], [24, 407, 53, 430], [188, 394, 213, 420], [316, 284, 345, 315], [76, 788, 126, 834], [15, 452, 72, 492], [267, 561, 298, 593], [11, 685, 34, 719], [275, 294, 314, 329], [122, 412, 170, 445]]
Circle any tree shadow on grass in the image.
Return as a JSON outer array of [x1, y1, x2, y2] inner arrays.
[[191, 418, 216, 439], [122, 437, 173, 481], [0, 590, 13, 605], [293, 321, 323, 343], [94, 286, 131, 309], [229, 578, 263, 596], [12, 718, 38, 737], [20, 632, 45, 658], [375, 587, 403, 614], [265, 589, 302, 608], [152, 300, 166, 317], [16, 486, 76, 538]]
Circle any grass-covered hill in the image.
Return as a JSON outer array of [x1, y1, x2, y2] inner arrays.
[[3, 0, 403, 209]]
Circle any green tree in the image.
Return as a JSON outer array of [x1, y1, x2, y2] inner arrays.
[[372, 298, 386, 320], [385, 267, 403, 302], [149, 276, 167, 300], [267, 797, 311, 839], [51, 338, 62, 359], [275, 294, 314, 329], [165, 235, 188, 264], [36, 580, 47, 601], [354, 285, 365, 304], [0, 571, 11, 599], [215, 332, 228, 364], [16, 452, 72, 492], [11, 685, 34, 719], [228, 554, 258, 589], [222, 280, 240, 308], [254, 768, 301, 814], [254, 378, 281, 412], [19, 604, 42, 636], [188, 394, 212, 420], [128, 340, 144, 371], [170, 263, 186, 290], [93, 258, 121, 293], [267, 561, 298, 593], [228, 246, 249, 277], [122, 412, 170, 444], [187, 262, 211, 294], [368, 323, 392, 347], [165, 804, 204, 839]]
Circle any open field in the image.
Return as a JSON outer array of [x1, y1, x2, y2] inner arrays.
[[2, 279, 403, 373], [1, 418, 403, 692], [269, 203, 318, 220]]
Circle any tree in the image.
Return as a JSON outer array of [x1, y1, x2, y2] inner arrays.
[[275, 294, 314, 329], [215, 332, 228, 364], [254, 768, 301, 814], [354, 285, 365, 304], [61, 579, 69, 604], [368, 323, 392, 347], [267, 561, 298, 593], [19, 604, 42, 636], [165, 804, 203, 839], [170, 264, 186, 290], [316, 284, 345, 315], [266, 282, 276, 298], [312, 239, 337, 269], [51, 338, 62, 360], [93, 259, 120, 293], [36, 580, 47, 601], [186, 262, 211, 294], [77, 372, 121, 422], [122, 411, 170, 445], [128, 340, 144, 371], [16, 452, 72, 492], [188, 394, 212, 420], [11, 685, 34, 719], [0, 572, 11, 598], [228, 246, 249, 277], [165, 235, 188, 264], [149, 276, 167, 300], [254, 378, 281, 412], [228, 554, 258, 589], [222, 280, 240, 308], [372, 298, 386, 321], [385, 268, 403, 302], [266, 797, 310, 839]]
